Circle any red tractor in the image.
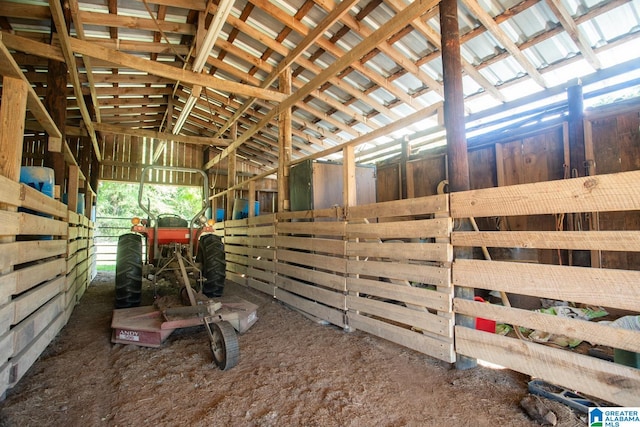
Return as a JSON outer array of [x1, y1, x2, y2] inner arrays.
[[114, 166, 225, 308], [112, 166, 257, 370]]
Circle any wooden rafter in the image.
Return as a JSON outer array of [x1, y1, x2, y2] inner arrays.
[[69, 0, 101, 123], [1, 0, 635, 172], [49, 0, 102, 162], [213, 0, 360, 138], [460, 0, 547, 88], [544, 0, 601, 70], [68, 38, 287, 103], [92, 122, 229, 146], [0, 34, 61, 140], [204, 0, 442, 170]]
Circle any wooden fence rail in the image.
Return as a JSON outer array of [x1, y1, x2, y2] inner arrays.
[[221, 194, 456, 364], [450, 169, 640, 406], [0, 174, 96, 398], [217, 171, 640, 406]]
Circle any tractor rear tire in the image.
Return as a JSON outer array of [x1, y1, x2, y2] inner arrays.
[[115, 233, 143, 308], [199, 234, 226, 297]]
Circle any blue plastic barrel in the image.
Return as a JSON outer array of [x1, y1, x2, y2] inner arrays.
[[20, 166, 55, 198], [62, 193, 86, 214], [232, 199, 260, 219], [20, 166, 55, 239]]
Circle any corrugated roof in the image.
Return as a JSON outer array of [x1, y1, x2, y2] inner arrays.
[[0, 0, 639, 170]]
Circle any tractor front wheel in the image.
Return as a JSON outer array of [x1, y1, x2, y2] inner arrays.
[[115, 233, 143, 308], [199, 234, 226, 297]]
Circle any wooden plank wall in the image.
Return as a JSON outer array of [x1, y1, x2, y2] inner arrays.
[[21, 133, 47, 167], [450, 170, 640, 406], [0, 174, 96, 398], [99, 134, 204, 185], [586, 106, 640, 270]]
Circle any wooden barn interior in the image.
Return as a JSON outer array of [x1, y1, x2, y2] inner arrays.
[[0, 0, 639, 409]]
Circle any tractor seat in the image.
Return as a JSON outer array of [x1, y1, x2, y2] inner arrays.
[[157, 215, 188, 228]]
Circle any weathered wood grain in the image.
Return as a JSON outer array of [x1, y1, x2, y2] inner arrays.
[[455, 326, 640, 406], [453, 259, 640, 311], [450, 170, 640, 218]]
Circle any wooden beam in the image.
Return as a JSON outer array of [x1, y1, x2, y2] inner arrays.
[[49, 0, 102, 162], [452, 230, 640, 252], [250, 0, 417, 108], [455, 327, 640, 407], [0, 77, 28, 181], [343, 145, 356, 208], [278, 69, 292, 213], [68, 38, 286, 103], [84, 38, 191, 55], [0, 32, 65, 62], [441, 0, 476, 370], [69, 0, 102, 122], [384, 0, 505, 103], [544, 0, 601, 70], [204, 0, 440, 170], [450, 170, 640, 218], [92, 123, 228, 147], [317, 0, 444, 99], [461, 0, 547, 88], [224, 2, 402, 122], [214, 0, 360, 137], [67, 165, 80, 214], [78, 10, 194, 35], [0, 34, 61, 140]]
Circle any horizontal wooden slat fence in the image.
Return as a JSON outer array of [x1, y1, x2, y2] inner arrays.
[[223, 218, 250, 287], [450, 170, 640, 406], [0, 174, 96, 398], [66, 212, 96, 320], [275, 210, 347, 328], [245, 214, 277, 297], [219, 195, 455, 363], [345, 196, 455, 362]]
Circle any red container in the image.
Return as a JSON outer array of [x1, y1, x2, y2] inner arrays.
[[474, 296, 496, 333]]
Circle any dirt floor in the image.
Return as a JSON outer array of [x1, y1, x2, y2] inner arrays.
[[0, 272, 588, 426]]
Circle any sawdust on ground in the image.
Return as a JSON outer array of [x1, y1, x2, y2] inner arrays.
[[0, 272, 587, 426]]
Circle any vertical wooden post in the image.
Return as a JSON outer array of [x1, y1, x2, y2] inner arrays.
[[248, 180, 256, 218], [226, 151, 236, 220], [567, 81, 585, 176], [567, 81, 591, 267], [226, 124, 237, 221], [278, 68, 292, 213], [0, 77, 28, 283], [343, 145, 356, 209], [0, 77, 28, 182], [68, 165, 80, 214], [440, 0, 476, 370], [400, 137, 410, 199]]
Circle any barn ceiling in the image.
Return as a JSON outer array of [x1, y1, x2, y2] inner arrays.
[[1, 0, 639, 173]]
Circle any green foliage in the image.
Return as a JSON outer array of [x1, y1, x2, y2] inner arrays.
[[96, 181, 204, 220]]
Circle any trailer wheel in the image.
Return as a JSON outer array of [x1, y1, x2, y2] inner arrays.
[[115, 233, 143, 308], [199, 234, 226, 297], [209, 321, 239, 370]]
